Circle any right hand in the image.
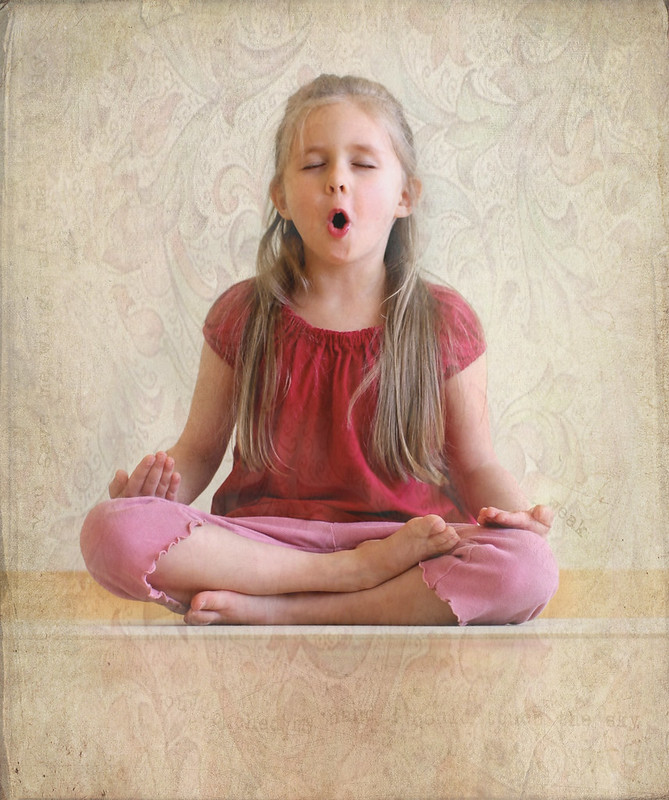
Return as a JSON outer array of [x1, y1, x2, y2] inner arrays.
[[109, 451, 181, 501], [477, 504, 554, 539]]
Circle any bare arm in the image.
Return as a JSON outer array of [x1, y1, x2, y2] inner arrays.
[[109, 343, 236, 506], [167, 342, 236, 503], [444, 355, 553, 535]]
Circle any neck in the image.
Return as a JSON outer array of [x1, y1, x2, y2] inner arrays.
[[292, 262, 387, 331]]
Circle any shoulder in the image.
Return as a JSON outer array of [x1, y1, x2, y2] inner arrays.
[[425, 281, 486, 377], [205, 278, 256, 320], [427, 282, 478, 324], [203, 279, 256, 365]]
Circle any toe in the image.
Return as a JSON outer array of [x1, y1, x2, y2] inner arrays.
[[186, 589, 250, 625], [423, 514, 447, 534], [189, 591, 212, 612], [184, 608, 220, 626], [439, 525, 460, 551]]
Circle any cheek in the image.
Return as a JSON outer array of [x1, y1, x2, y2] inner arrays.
[[368, 192, 404, 224], [283, 181, 311, 213]]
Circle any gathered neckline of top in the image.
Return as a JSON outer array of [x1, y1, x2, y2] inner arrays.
[[281, 303, 383, 344]]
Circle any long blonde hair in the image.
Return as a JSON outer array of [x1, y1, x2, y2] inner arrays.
[[235, 74, 448, 486]]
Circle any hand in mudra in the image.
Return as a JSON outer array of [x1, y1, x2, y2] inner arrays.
[[477, 504, 553, 539], [109, 451, 181, 501]]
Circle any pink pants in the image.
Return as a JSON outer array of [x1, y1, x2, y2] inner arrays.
[[80, 497, 559, 625]]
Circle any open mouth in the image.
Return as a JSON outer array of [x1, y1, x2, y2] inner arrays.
[[332, 212, 347, 229], [328, 208, 350, 236]]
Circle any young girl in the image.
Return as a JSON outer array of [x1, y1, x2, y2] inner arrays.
[[81, 74, 558, 626]]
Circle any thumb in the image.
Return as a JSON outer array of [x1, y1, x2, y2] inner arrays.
[[531, 504, 554, 528], [109, 469, 129, 499]]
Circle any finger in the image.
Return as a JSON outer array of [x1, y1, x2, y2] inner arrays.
[[154, 455, 176, 498], [531, 504, 554, 528], [480, 508, 534, 531], [138, 451, 169, 496], [165, 471, 181, 502], [108, 469, 129, 499], [498, 511, 539, 530], [477, 506, 504, 526], [124, 454, 157, 496], [493, 510, 520, 526], [498, 511, 548, 536], [477, 507, 489, 524]]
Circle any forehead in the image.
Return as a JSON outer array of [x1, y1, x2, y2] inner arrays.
[[291, 99, 394, 154]]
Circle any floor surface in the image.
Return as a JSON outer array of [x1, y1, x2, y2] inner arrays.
[[3, 615, 668, 799]]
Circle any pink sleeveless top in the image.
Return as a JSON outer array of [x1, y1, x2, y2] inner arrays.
[[203, 279, 485, 523]]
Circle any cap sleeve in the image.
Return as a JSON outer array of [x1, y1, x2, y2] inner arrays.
[[429, 283, 486, 378], [203, 279, 255, 367]]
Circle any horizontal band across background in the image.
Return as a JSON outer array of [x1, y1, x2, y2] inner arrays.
[[3, 570, 667, 623]]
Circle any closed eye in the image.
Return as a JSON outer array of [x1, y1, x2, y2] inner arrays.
[[353, 162, 376, 169], [302, 162, 325, 170]]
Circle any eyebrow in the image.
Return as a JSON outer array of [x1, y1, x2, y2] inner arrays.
[[300, 143, 384, 158]]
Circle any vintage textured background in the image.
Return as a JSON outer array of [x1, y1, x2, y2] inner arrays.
[[3, 0, 668, 573], [1, 1, 668, 798]]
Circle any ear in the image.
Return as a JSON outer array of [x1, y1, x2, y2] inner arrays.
[[394, 177, 422, 219], [270, 180, 291, 220]]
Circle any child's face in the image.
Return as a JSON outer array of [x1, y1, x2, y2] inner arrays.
[[272, 100, 413, 277]]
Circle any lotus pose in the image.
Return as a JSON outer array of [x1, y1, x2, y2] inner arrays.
[[81, 75, 558, 626]]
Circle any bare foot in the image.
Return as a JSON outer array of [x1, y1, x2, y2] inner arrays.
[[185, 590, 276, 626], [349, 515, 459, 591], [159, 514, 460, 617], [181, 515, 459, 623], [184, 558, 461, 627]]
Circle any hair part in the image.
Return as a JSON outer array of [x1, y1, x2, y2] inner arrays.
[[234, 74, 451, 489]]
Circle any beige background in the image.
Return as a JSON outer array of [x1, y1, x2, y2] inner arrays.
[[1, 1, 668, 798], [2, 0, 668, 575]]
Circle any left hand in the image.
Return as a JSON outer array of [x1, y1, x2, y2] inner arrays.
[[109, 452, 181, 501], [477, 504, 554, 539]]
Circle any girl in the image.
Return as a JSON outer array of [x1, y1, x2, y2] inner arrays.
[[81, 74, 558, 626]]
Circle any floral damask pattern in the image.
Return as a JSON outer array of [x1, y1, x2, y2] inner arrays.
[[2, 0, 667, 570], [2, 5, 668, 800]]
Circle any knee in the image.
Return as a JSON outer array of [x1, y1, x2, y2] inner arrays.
[[80, 499, 130, 569], [80, 500, 134, 594], [80, 497, 164, 601], [491, 531, 559, 624], [81, 495, 168, 556], [80, 500, 114, 567]]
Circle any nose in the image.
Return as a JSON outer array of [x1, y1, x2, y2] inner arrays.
[[326, 162, 347, 194]]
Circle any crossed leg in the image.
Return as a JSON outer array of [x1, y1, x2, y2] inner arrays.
[[179, 522, 559, 627], [184, 566, 459, 626], [149, 514, 460, 609]]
